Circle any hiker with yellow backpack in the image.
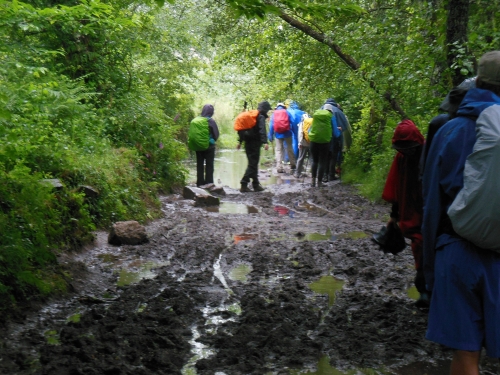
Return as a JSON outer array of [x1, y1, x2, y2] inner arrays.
[[308, 104, 341, 187], [294, 113, 312, 178]]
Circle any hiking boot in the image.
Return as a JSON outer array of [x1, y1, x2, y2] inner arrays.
[[318, 181, 324, 188], [311, 179, 316, 187], [277, 167, 285, 173], [252, 184, 265, 192], [290, 165, 296, 170], [240, 184, 252, 193]]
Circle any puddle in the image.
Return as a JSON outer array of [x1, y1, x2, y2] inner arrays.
[[295, 201, 330, 215], [233, 233, 259, 244], [213, 254, 232, 293], [308, 276, 345, 306], [228, 264, 252, 283], [205, 202, 259, 214], [407, 286, 419, 300], [44, 330, 60, 345], [66, 312, 81, 323], [116, 261, 167, 287], [332, 231, 368, 240], [181, 327, 215, 375], [293, 355, 391, 375], [297, 228, 333, 241], [97, 253, 120, 263], [186, 150, 299, 189], [274, 205, 296, 217]]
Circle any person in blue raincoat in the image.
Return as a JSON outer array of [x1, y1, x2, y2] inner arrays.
[[322, 98, 351, 180], [285, 99, 305, 160], [268, 103, 296, 173], [422, 51, 500, 375]]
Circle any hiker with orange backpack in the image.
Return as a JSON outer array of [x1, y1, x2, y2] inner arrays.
[[235, 101, 271, 192], [268, 103, 296, 173]]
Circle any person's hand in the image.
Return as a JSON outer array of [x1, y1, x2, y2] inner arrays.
[[299, 144, 302, 149], [264, 144, 269, 151], [338, 127, 342, 131], [236, 143, 241, 150]]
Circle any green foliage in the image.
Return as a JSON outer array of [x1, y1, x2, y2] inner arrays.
[[0, 0, 196, 313]]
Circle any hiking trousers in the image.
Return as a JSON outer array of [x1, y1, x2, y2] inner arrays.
[[196, 146, 215, 186], [241, 139, 261, 185], [325, 137, 342, 180], [310, 142, 329, 184], [275, 137, 296, 168], [295, 144, 310, 176]]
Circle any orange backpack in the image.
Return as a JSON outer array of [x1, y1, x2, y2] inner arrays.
[[234, 110, 259, 131]]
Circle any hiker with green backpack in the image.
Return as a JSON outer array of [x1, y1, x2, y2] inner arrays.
[[308, 104, 341, 187], [187, 104, 219, 187]]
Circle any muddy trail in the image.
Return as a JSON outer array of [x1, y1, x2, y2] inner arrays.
[[1, 152, 498, 375]]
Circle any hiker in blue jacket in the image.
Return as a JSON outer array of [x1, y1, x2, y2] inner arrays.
[[322, 98, 351, 181], [422, 51, 500, 375], [285, 100, 305, 159], [268, 103, 296, 173]]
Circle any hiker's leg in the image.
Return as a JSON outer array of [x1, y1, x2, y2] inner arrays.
[[205, 147, 215, 184], [196, 151, 205, 186], [295, 146, 307, 176], [450, 351, 480, 375], [244, 140, 260, 184], [241, 142, 254, 185], [317, 143, 329, 184], [275, 138, 284, 168], [329, 139, 340, 180], [309, 142, 319, 181], [285, 137, 296, 167]]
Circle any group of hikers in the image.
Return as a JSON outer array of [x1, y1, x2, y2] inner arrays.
[[188, 97, 353, 191], [377, 50, 500, 375], [233, 97, 353, 191], [188, 50, 500, 375]]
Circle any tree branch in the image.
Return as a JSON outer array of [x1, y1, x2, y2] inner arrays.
[[277, 11, 407, 118]]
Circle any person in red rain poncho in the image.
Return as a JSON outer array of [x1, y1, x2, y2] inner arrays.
[[382, 119, 429, 307]]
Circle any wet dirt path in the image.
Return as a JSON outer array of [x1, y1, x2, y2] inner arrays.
[[3, 150, 496, 375]]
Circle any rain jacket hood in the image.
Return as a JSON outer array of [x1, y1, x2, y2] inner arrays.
[[392, 119, 424, 147], [257, 101, 272, 116], [201, 104, 214, 118], [422, 87, 500, 290]]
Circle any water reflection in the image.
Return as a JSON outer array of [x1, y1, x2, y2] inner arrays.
[[309, 276, 345, 306], [233, 233, 259, 244], [274, 205, 295, 217], [205, 202, 259, 214], [187, 149, 298, 189]]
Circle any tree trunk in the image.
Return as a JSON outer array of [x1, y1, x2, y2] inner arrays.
[[278, 12, 408, 119], [446, 0, 470, 86]]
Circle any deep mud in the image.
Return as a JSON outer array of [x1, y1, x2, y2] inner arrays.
[[1, 164, 499, 374]]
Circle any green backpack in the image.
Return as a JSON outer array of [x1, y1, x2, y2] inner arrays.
[[309, 109, 332, 143], [188, 116, 210, 151]]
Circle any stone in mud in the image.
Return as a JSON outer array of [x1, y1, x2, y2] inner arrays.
[[108, 221, 149, 245], [182, 186, 220, 206], [78, 185, 99, 199], [39, 178, 64, 191], [209, 186, 226, 196]]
